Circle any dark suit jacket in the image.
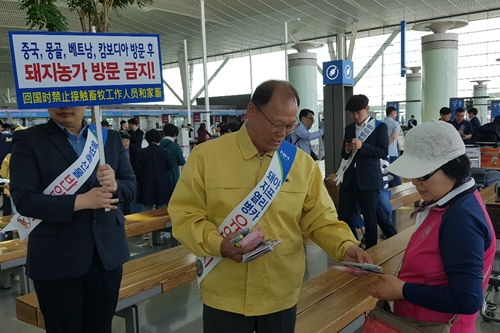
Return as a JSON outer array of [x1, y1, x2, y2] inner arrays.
[[128, 128, 144, 150], [341, 118, 389, 191], [136, 144, 174, 206], [10, 119, 136, 280]]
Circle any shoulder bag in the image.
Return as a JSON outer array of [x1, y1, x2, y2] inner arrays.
[[362, 300, 455, 333], [397, 130, 405, 151]]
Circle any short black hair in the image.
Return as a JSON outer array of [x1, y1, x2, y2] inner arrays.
[[299, 109, 314, 120], [440, 154, 471, 187], [386, 106, 397, 116], [251, 80, 300, 108], [455, 107, 465, 114], [2, 123, 11, 130], [220, 124, 231, 135], [439, 107, 452, 115], [187, 123, 192, 127], [145, 129, 162, 144], [345, 95, 369, 112], [468, 108, 478, 116], [120, 120, 127, 125], [163, 123, 179, 137], [128, 118, 138, 125], [228, 121, 240, 132], [101, 120, 109, 127], [120, 131, 131, 140], [410, 115, 415, 118]]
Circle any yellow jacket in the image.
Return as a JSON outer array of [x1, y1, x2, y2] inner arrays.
[[170, 125, 358, 316], [1, 154, 10, 196]]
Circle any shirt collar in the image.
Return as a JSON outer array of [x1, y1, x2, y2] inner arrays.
[[355, 116, 371, 129], [237, 122, 274, 160], [54, 119, 89, 138], [165, 136, 174, 142]]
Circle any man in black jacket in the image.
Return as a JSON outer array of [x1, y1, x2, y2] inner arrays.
[[337, 95, 389, 249], [127, 117, 144, 150], [10, 106, 136, 333]]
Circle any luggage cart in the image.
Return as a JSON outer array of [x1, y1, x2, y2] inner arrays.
[[480, 236, 500, 323]]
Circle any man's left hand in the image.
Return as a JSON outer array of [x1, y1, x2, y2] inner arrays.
[[346, 138, 362, 151], [97, 164, 118, 194], [342, 245, 373, 276], [343, 245, 372, 264]]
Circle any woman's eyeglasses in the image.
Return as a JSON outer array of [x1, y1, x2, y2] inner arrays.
[[415, 169, 439, 182]]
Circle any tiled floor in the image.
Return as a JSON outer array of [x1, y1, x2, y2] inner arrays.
[[1, 161, 500, 332]]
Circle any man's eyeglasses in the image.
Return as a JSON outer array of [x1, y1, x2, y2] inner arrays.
[[306, 117, 315, 123], [254, 103, 296, 134], [415, 169, 439, 182], [348, 110, 364, 117]]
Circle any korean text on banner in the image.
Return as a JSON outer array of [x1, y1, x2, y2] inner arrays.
[[8, 31, 164, 109]]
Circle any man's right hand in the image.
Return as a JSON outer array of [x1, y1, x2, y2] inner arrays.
[[74, 187, 119, 211], [220, 230, 254, 263]]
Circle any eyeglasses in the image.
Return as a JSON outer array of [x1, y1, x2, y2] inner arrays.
[[306, 117, 315, 123], [254, 103, 296, 134], [348, 110, 364, 117], [415, 169, 439, 182]]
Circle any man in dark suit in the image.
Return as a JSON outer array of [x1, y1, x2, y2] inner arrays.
[[136, 129, 174, 211], [407, 115, 417, 129], [10, 106, 136, 333], [337, 94, 389, 249], [127, 117, 144, 150]]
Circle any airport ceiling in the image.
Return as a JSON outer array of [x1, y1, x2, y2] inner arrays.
[[1, 0, 500, 93]]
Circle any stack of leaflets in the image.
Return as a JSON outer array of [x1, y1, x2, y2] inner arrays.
[[243, 239, 281, 263]]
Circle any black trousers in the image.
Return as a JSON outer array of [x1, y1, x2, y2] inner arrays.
[[33, 248, 122, 333], [203, 304, 297, 333], [338, 171, 379, 249]]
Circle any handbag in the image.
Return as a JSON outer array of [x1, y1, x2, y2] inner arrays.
[[396, 131, 405, 151], [362, 300, 455, 333]]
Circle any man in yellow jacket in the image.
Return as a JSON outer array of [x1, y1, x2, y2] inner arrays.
[[169, 80, 371, 333]]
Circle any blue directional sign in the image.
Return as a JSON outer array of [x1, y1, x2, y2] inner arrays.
[[323, 60, 354, 86], [449, 98, 465, 120], [491, 100, 500, 119]]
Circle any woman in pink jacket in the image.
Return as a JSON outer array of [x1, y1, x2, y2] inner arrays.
[[365, 120, 496, 332]]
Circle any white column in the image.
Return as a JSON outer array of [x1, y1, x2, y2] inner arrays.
[[471, 80, 488, 124], [288, 42, 323, 148], [415, 20, 467, 122], [406, 66, 422, 125]]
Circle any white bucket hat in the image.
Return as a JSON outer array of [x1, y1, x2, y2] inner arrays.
[[385, 120, 465, 179]]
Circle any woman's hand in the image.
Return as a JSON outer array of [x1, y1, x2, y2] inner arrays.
[[364, 274, 405, 301]]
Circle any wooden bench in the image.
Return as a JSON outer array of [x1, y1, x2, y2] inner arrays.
[[296, 227, 413, 332], [0, 208, 171, 293], [16, 245, 196, 333], [480, 184, 500, 236]]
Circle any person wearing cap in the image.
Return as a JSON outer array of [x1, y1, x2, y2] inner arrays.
[[365, 120, 496, 332], [337, 94, 390, 249], [439, 107, 452, 123], [451, 108, 472, 144]]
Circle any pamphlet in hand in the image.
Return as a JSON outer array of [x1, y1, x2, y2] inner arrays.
[[243, 239, 281, 263], [332, 262, 383, 274]]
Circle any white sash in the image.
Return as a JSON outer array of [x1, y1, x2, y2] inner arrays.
[[195, 141, 296, 287], [335, 119, 378, 185], [3, 124, 106, 240]]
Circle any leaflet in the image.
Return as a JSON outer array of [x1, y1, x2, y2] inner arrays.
[[243, 239, 281, 263]]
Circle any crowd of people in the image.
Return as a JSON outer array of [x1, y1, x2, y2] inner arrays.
[[1, 80, 496, 333]]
